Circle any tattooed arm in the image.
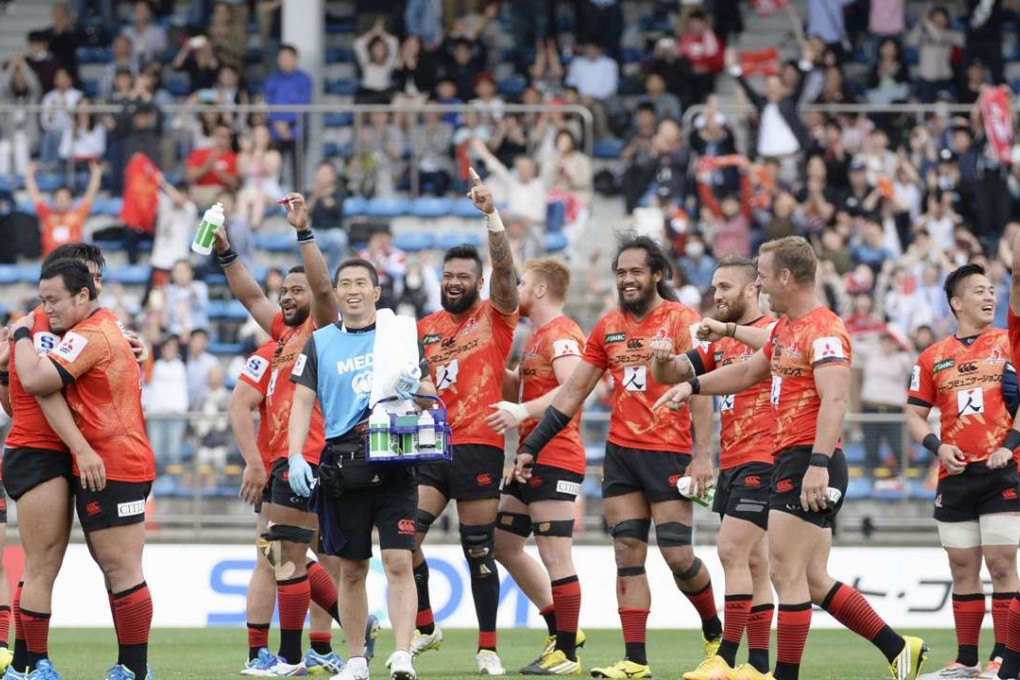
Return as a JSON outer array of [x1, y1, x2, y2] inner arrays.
[[466, 167, 519, 314]]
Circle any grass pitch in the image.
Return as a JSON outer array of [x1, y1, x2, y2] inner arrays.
[[46, 627, 963, 679]]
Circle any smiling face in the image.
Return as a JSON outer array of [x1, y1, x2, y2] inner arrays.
[[334, 263, 380, 322], [755, 251, 785, 314], [712, 266, 757, 323], [951, 273, 996, 327], [441, 258, 483, 315], [615, 248, 659, 316], [279, 272, 311, 327]]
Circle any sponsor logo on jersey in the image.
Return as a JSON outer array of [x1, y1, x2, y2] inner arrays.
[[933, 359, 955, 374], [958, 361, 979, 374], [422, 333, 442, 345], [626, 338, 644, 349], [987, 347, 1007, 364], [604, 332, 626, 344], [556, 480, 581, 496], [55, 331, 88, 361], [117, 500, 145, 517]]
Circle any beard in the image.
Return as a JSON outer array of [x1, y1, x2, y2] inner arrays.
[[618, 283, 656, 317], [715, 296, 749, 324], [283, 305, 310, 327], [441, 284, 480, 315]]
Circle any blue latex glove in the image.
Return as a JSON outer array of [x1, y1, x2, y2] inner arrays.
[[288, 455, 315, 497], [394, 370, 421, 400]]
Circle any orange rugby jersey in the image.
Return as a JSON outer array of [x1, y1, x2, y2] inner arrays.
[[1009, 309, 1020, 370], [7, 306, 67, 453], [519, 315, 586, 475], [267, 313, 325, 465], [47, 308, 155, 482], [418, 300, 519, 448], [237, 340, 276, 469], [908, 329, 1014, 477], [690, 315, 778, 469], [583, 300, 702, 452], [761, 306, 852, 452]]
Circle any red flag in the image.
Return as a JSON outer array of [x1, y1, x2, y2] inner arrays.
[[981, 86, 1013, 164], [120, 152, 160, 234], [751, 0, 789, 17], [740, 48, 780, 77]]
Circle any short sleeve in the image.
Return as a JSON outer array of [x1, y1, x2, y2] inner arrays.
[[548, 327, 583, 364], [907, 351, 936, 408], [582, 317, 608, 370], [289, 335, 318, 392], [809, 322, 851, 367], [47, 325, 107, 380]]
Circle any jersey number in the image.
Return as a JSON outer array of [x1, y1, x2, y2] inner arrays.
[[436, 359, 459, 391]]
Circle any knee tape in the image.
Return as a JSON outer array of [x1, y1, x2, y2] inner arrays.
[[980, 514, 1020, 546], [674, 556, 703, 581], [261, 524, 314, 579], [497, 511, 532, 538], [532, 519, 574, 538], [617, 566, 646, 578], [609, 518, 651, 543], [460, 523, 497, 579], [656, 521, 693, 548], [416, 510, 437, 535], [937, 520, 981, 550]]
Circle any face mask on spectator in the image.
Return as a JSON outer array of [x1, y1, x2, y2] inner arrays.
[[685, 242, 705, 258]]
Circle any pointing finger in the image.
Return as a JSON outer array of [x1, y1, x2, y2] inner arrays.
[[468, 167, 483, 186]]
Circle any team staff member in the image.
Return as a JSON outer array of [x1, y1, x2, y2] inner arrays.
[[14, 259, 156, 680], [1, 243, 140, 680], [650, 256, 776, 680], [412, 169, 520, 675], [214, 199, 361, 677], [488, 259, 586, 676], [656, 236, 926, 680], [288, 256, 434, 680], [517, 236, 721, 680], [907, 264, 1020, 680]]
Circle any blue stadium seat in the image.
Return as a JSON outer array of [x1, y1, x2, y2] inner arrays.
[[410, 196, 453, 219], [165, 75, 192, 97], [323, 141, 353, 158], [326, 16, 356, 34], [393, 231, 435, 252], [81, 78, 100, 98], [0, 176, 14, 193], [365, 197, 411, 218], [221, 300, 250, 321], [324, 112, 354, 127], [497, 75, 526, 98], [842, 442, 866, 464], [17, 199, 35, 214], [545, 232, 568, 253], [584, 443, 606, 462], [845, 478, 871, 501], [621, 47, 647, 63], [436, 232, 481, 251], [208, 342, 244, 356], [326, 78, 359, 96], [0, 265, 20, 286], [107, 264, 151, 286], [76, 46, 111, 64], [244, 47, 263, 64], [255, 232, 297, 252], [453, 197, 481, 219], [203, 273, 228, 287], [871, 484, 905, 501], [907, 481, 933, 501], [593, 138, 625, 159], [35, 172, 64, 192], [546, 200, 566, 233], [103, 196, 123, 216], [343, 196, 367, 217], [325, 47, 354, 63]]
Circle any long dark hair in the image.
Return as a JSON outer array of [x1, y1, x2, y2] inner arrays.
[[612, 235, 677, 302]]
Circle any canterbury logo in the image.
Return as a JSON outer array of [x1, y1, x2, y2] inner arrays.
[[776, 479, 794, 493], [744, 475, 761, 488]]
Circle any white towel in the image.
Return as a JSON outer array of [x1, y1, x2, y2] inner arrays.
[[370, 308, 421, 412]]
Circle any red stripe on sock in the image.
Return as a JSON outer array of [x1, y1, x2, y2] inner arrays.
[[306, 562, 339, 613], [552, 578, 582, 636], [20, 609, 50, 656], [478, 631, 497, 649], [278, 576, 311, 632], [994, 593, 1012, 650], [823, 583, 886, 640], [1006, 595, 1020, 653], [953, 594, 985, 648], [11, 583, 21, 647], [723, 596, 752, 645], [747, 604, 774, 651], [539, 605, 555, 617], [248, 623, 270, 650], [684, 583, 719, 623], [619, 608, 650, 645], [776, 604, 811, 665], [416, 609, 434, 628], [112, 584, 152, 647]]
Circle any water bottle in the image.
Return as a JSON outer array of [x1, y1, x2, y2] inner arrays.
[[676, 476, 715, 507], [417, 409, 436, 448], [368, 406, 390, 457], [192, 203, 225, 255]]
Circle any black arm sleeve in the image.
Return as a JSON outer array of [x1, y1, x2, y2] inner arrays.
[[685, 349, 706, 376], [49, 358, 74, 386], [519, 406, 572, 462], [289, 335, 319, 392]]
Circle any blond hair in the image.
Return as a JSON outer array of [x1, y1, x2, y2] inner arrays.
[[524, 258, 571, 301], [759, 236, 816, 285]]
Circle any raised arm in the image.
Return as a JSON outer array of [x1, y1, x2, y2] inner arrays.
[[24, 162, 43, 207], [285, 193, 337, 328], [466, 167, 518, 314], [229, 380, 267, 505], [81, 161, 103, 204], [212, 224, 279, 333]]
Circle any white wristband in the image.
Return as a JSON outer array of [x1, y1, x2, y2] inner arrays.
[[493, 400, 529, 424], [486, 210, 505, 233]]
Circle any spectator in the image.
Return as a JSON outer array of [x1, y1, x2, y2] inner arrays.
[[59, 98, 106, 162], [164, 259, 210, 337], [193, 365, 232, 479], [264, 44, 312, 186], [353, 111, 406, 197], [623, 117, 689, 215], [395, 257, 441, 318], [432, 77, 463, 127], [40, 3, 79, 84], [473, 138, 546, 224], [25, 160, 102, 256], [542, 129, 593, 235], [305, 160, 349, 263], [957, 59, 988, 105], [438, 37, 485, 101], [172, 34, 221, 93], [358, 225, 407, 310], [641, 72, 681, 122], [487, 114, 529, 169], [98, 36, 140, 102], [469, 73, 505, 129], [25, 31, 58, 93], [208, 2, 248, 74], [907, 6, 963, 103], [185, 328, 220, 409], [677, 232, 716, 291], [565, 42, 617, 138], [868, 0, 904, 41], [964, 0, 1004, 84], [143, 335, 189, 465], [504, 212, 545, 262], [529, 38, 565, 97], [393, 35, 437, 108], [151, 175, 197, 285], [236, 122, 283, 227], [796, 154, 838, 233], [573, 0, 623, 62], [677, 9, 724, 106], [866, 38, 909, 104], [696, 156, 753, 257], [0, 53, 41, 179], [510, 0, 557, 75], [850, 217, 895, 273], [689, 98, 739, 189], [185, 121, 239, 206], [107, 96, 162, 196], [38, 66, 82, 166], [122, 0, 168, 65], [404, 0, 443, 48], [806, 0, 853, 57], [727, 45, 812, 180], [814, 64, 854, 105], [412, 107, 455, 196], [210, 65, 249, 130], [915, 188, 960, 252], [354, 17, 400, 103], [856, 326, 912, 476], [219, 191, 255, 270]]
